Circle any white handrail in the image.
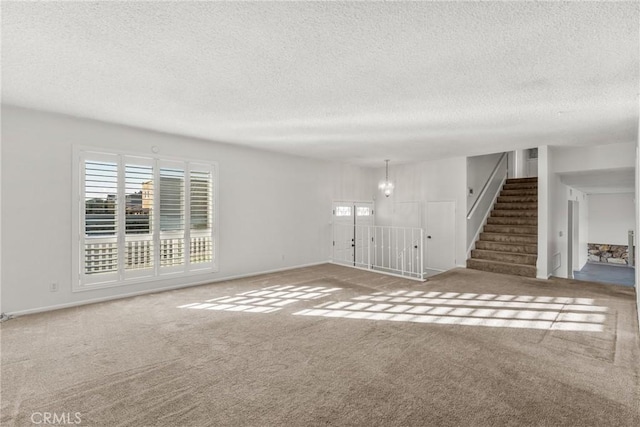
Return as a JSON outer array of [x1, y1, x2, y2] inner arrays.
[[466, 152, 509, 257], [467, 152, 508, 220]]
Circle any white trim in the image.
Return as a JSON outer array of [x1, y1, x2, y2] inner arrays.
[[536, 146, 549, 279], [636, 143, 640, 332], [333, 199, 377, 204], [74, 144, 219, 166], [71, 145, 82, 290], [7, 261, 328, 317], [72, 267, 214, 292]]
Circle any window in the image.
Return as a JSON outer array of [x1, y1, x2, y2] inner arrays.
[[335, 206, 352, 217], [73, 149, 217, 290], [356, 206, 371, 216]]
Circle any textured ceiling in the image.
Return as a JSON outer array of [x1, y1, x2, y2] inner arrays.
[[2, 1, 639, 167]]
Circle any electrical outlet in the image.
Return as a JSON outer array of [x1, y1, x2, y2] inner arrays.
[[50, 282, 58, 292]]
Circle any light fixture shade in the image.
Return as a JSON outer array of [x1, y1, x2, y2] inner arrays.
[[379, 159, 394, 197], [379, 181, 394, 197]]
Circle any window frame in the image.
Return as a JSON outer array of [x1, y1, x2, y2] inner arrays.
[[72, 146, 219, 292]]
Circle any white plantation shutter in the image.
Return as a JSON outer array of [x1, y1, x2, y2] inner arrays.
[[189, 166, 214, 267], [124, 158, 155, 278], [83, 156, 119, 281], [75, 149, 217, 290], [159, 164, 185, 271]]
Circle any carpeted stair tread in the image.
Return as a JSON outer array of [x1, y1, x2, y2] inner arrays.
[[471, 249, 537, 265], [466, 258, 537, 277], [503, 185, 538, 192], [483, 224, 537, 235], [506, 177, 538, 184], [479, 232, 538, 244], [497, 195, 538, 203], [491, 209, 537, 217], [486, 217, 537, 226], [500, 189, 538, 196], [494, 202, 538, 210], [475, 240, 537, 254]]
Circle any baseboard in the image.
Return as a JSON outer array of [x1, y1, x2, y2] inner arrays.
[[585, 260, 633, 269], [5, 261, 329, 318]]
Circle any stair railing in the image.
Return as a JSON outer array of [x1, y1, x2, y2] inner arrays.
[[331, 224, 425, 280], [396, 236, 423, 277], [466, 152, 508, 258]]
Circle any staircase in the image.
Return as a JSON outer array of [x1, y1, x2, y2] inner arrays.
[[467, 177, 538, 278]]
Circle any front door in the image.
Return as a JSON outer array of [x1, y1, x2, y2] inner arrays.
[[354, 202, 374, 267], [332, 201, 374, 267]]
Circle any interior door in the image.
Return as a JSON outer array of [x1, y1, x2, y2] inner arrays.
[[426, 201, 456, 271]]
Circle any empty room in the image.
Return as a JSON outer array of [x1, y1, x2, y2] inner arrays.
[[1, 2, 639, 426]]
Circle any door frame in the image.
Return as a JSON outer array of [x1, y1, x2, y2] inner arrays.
[[567, 200, 579, 278]]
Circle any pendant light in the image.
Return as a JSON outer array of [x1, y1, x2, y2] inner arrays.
[[378, 159, 394, 197]]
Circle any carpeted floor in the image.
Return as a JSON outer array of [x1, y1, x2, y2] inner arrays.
[[1, 264, 639, 426]]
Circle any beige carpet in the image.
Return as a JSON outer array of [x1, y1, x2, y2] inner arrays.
[[1, 264, 639, 426]]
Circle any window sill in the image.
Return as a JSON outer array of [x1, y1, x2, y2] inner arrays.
[[72, 267, 219, 293]]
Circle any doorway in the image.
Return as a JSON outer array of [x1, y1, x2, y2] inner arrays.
[[332, 201, 374, 267]]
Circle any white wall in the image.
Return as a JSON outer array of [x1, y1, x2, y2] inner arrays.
[[547, 142, 636, 279], [552, 141, 636, 173], [514, 149, 527, 178], [466, 152, 507, 252], [331, 163, 376, 203], [588, 193, 635, 245], [547, 167, 564, 278], [0, 106, 372, 314], [373, 157, 467, 268], [0, 111, 2, 315], [635, 139, 639, 331], [548, 144, 590, 278], [466, 152, 503, 211], [547, 168, 589, 278]]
